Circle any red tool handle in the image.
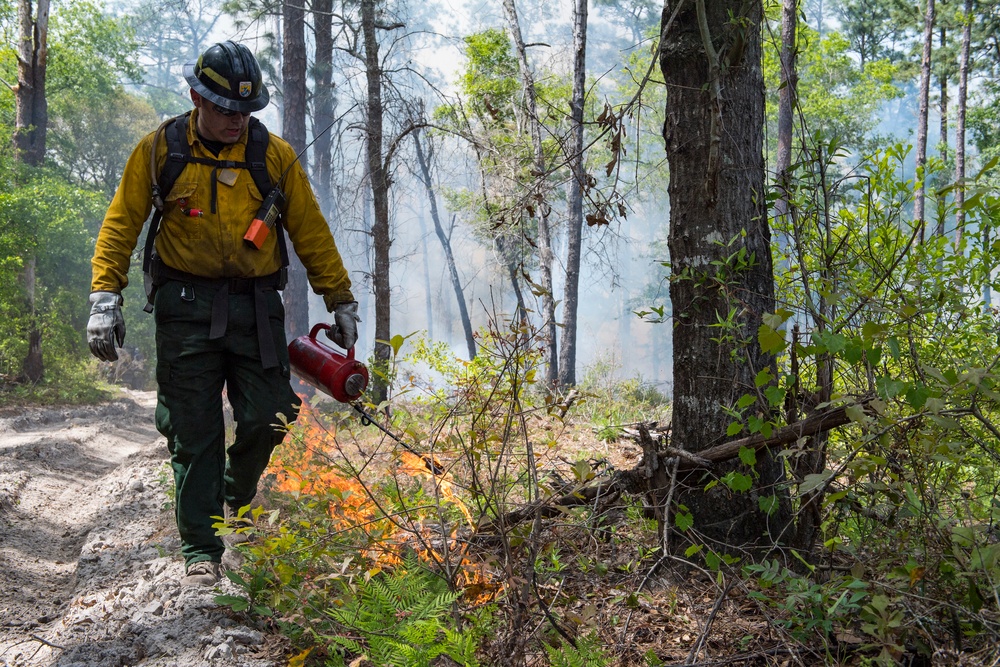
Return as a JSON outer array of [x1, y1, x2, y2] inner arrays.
[[308, 322, 354, 359]]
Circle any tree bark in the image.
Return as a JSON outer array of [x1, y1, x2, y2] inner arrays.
[[412, 128, 476, 359], [362, 0, 392, 404], [774, 0, 797, 257], [558, 0, 588, 388], [659, 0, 789, 550], [312, 0, 335, 215], [954, 0, 971, 244], [15, 0, 49, 384], [282, 0, 310, 348], [15, 0, 48, 165], [501, 0, 559, 388], [914, 0, 935, 237]]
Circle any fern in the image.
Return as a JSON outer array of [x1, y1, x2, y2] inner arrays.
[[322, 555, 480, 667], [544, 632, 610, 667]]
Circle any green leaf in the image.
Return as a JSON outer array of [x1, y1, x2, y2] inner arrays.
[[904, 383, 930, 410], [675, 509, 694, 532], [799, 472, 832, 495], [684, 544, 704, 558], [887, 337, 901, 360], [755, 368, 774, 388], [814, 331, 847, 354], [843, 340, 864, 365], [876, 376, 905, 399], [764, 386, 786, 407], [737, 393, 757, 409], [758, 324, 787, 354], [215, 595, 250, 612], [758, 494, 779, 516], [845, 404, 866, 423], [727, 421, 744, 436], [723, 471, 753, 492], [739, 446, 757, 467]]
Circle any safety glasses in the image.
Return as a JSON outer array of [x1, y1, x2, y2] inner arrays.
[[211, 103, 250, 118]]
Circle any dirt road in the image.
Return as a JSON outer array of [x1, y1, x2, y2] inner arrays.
[[0, 390, 282, 667]]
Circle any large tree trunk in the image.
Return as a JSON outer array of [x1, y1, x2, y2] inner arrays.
[[412, 128, 476, 359], [15, 0, 49, 384], [954, 0, 971, 245], [659, 0, 789, 550], [558, 0, 588, 388], [501, 0, 559, 388], [312, 0, 335, 214], [282, 0, 310, 347], [362, 0, 392, 405], [914, 0, 935, 237]]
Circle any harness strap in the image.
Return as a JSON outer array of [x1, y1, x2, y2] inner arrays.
[[142, 112, 290, 313], [149, 259, 284, 369]]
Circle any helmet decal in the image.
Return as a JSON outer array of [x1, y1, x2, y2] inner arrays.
[[239, 81, 252, 97]]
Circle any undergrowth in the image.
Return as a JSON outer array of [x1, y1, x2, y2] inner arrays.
[[211, 310, 1000, 666]]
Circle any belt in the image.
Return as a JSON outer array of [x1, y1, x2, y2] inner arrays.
[[150, 259, 285, 369]]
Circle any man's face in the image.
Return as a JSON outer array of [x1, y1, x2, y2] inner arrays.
[[191, 91, 250, 144]]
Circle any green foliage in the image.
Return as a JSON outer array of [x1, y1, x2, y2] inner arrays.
[[763, 24, 903, 155], [321, 556, 481, 667], [745, 561, 870, 644], [458, 29, 519, 125], [543, 632, 610, 667], [576, 354, 669, 442]]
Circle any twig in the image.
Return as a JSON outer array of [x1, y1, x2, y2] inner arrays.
[[29, 634, 65, 650], [685, 575, 736, 664]]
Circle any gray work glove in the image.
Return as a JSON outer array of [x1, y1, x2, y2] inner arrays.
[[87, 291, 126, 362], [326, 301, 360, 350]]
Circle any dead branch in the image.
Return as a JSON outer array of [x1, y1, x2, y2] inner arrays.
[[475, 403, 864, 534], [681, 401, 862, 468]]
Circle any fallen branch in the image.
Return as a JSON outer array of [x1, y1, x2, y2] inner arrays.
[[683, 401, 864, 467], [475, 402, 865, 533]]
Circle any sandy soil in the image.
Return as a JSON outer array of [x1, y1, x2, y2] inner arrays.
[[0, 390, 283, 667]]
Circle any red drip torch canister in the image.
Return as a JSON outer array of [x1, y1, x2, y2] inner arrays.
[[288, 323, 369, 403]]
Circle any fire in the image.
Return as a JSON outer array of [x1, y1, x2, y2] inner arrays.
[[264, 399, 501, 603]]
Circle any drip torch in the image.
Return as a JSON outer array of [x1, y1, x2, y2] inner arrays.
[[288, 324, 443, 475]]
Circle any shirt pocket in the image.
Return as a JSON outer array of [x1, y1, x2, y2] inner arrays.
[[163, 181, 202, 239]]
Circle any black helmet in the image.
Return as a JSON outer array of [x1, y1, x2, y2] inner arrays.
[[183, 41, 269, 113]]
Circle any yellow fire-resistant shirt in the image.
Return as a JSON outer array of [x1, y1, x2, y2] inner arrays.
[[91, 109, 354, 311]]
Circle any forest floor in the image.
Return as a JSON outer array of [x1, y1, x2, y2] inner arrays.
[[1, 390, 996, 667], [0, 390, 285, 667]]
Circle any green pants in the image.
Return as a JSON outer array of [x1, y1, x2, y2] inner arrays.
[[153, 279, 300, 566]]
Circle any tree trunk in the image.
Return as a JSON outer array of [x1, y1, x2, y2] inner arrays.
[[413, 128, 476, 359], [22, 259, 43, 383], [15, 0, 49, 384], [935, 25, 948, 239], [15, 0, 49, 165], [313, 0, 335, 214], [497, 236, 529, 332], [362, 0, 392, 405], [558, 0, 588, 388], [501, 0, 559, 388], [954, 0, 971, 244], [774, 0, 797, 254], [914, 0, 935, 237], [282, 0, 310, 347], [659, 0, 789, 550]]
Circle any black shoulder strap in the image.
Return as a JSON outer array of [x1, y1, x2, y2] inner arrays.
[[245, 118, 289, 268]]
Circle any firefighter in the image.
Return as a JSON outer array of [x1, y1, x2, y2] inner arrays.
[[87, 41, 359, 587]]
